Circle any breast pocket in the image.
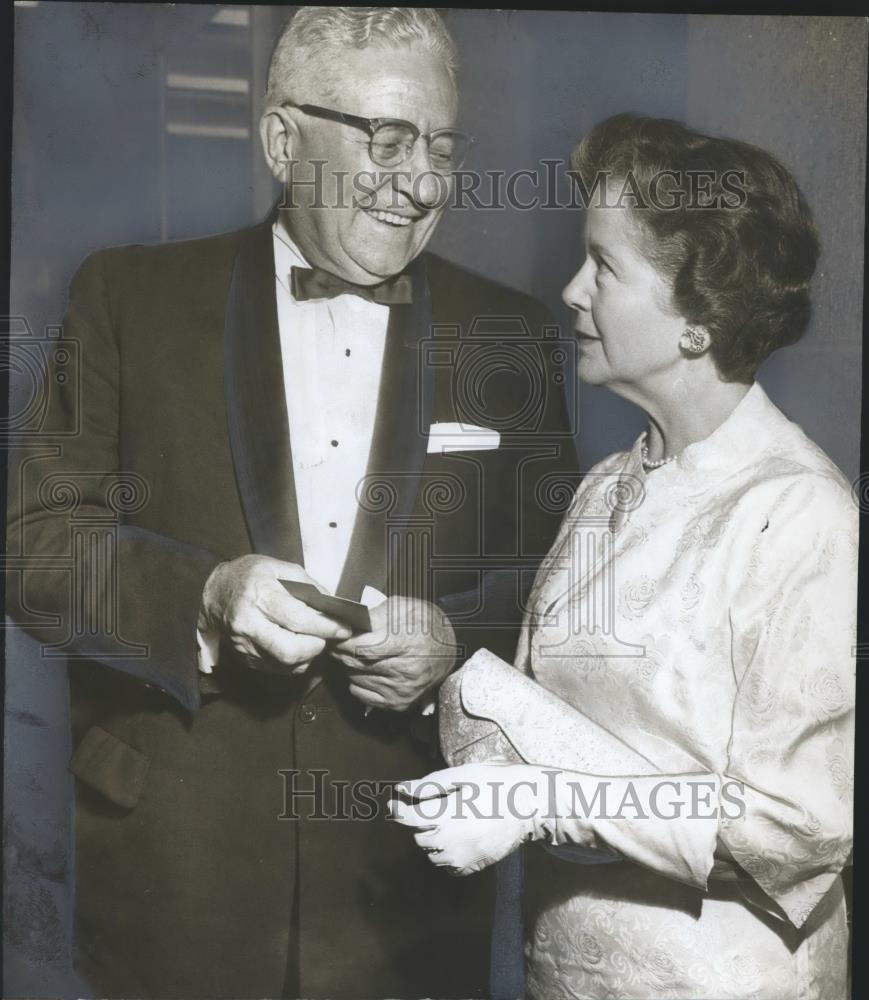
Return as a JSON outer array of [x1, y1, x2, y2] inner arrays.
[[69, 725, 150, 810]]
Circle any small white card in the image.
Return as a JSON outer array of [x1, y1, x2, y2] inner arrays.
[[360, 585, 388, 609], [426, 422, 500, 454]]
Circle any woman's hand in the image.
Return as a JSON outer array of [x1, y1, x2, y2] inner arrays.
[[388, 762, 550, 875], [391, 764, 727, 884]]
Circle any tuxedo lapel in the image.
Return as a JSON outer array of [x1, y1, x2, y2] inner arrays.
[[224, 216, 304, 562], [336, 256, 434, 600]]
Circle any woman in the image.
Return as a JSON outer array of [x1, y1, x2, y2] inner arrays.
[[391, 114, 856, 999]]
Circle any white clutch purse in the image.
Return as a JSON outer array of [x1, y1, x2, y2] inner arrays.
[[438, 649, 660, 866], [438, 648, 658, 776], [438, 649, 745, 875]]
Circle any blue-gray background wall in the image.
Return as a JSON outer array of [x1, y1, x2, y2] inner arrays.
[[7, 6, 866, 996]]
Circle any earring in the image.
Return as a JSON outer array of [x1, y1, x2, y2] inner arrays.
[[679, 326, 710, 354]]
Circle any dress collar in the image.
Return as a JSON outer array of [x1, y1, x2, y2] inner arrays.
[[627, 382, 792, 482], [272, 214, 311, 291]]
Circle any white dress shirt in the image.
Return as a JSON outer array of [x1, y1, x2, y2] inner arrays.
[[197, 219, 390, 672], [272, 219, 390, 594]]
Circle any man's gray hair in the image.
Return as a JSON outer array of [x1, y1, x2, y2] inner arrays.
[[266, 7, 459, 105]]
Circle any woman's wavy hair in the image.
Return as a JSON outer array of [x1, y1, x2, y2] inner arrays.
[[570, 114, 820, 383]]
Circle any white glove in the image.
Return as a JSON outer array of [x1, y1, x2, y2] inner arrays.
[[389, 762, 595, 875], [390, 762, 721, 886]]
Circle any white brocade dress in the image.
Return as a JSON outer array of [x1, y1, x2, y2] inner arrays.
[[515, 383, 856, 1000]]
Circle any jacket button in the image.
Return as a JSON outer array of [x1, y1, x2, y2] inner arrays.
[[298, 703, 318, 724]]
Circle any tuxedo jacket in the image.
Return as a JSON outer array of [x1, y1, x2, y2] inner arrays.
[[8, 212, 580, 999]]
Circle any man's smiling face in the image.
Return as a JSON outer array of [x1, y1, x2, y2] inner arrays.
[[273, 44, 458, 284]]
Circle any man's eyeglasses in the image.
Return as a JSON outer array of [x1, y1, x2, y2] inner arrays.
[[282, 102, 473, 174]]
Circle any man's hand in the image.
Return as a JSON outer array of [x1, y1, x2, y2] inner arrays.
[[330, 597, 458, 711], [198, 555, 352, 675]]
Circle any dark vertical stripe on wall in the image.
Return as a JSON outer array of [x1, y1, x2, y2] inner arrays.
[[851, 39, 869, 1000]]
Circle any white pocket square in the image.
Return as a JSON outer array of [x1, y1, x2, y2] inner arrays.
[[427, 422, 500, 454]]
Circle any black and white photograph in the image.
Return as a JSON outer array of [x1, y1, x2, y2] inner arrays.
[[4, 5, 866, 999]]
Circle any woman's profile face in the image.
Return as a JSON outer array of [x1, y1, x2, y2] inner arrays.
[[562, 194, 687, 396]]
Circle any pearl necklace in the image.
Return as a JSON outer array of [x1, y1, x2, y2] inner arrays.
[[640, 433, 676, 471]]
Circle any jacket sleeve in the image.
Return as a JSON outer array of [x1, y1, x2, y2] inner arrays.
[[718, 476, 856, 927], [7, 250, 224, 712], [539, 475, 857, 928]]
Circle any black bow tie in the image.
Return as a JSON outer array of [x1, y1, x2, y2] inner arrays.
[[290, 266, 413, 306]]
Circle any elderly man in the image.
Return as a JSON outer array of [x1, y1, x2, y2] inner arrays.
[[9, 7, 577, 998]]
